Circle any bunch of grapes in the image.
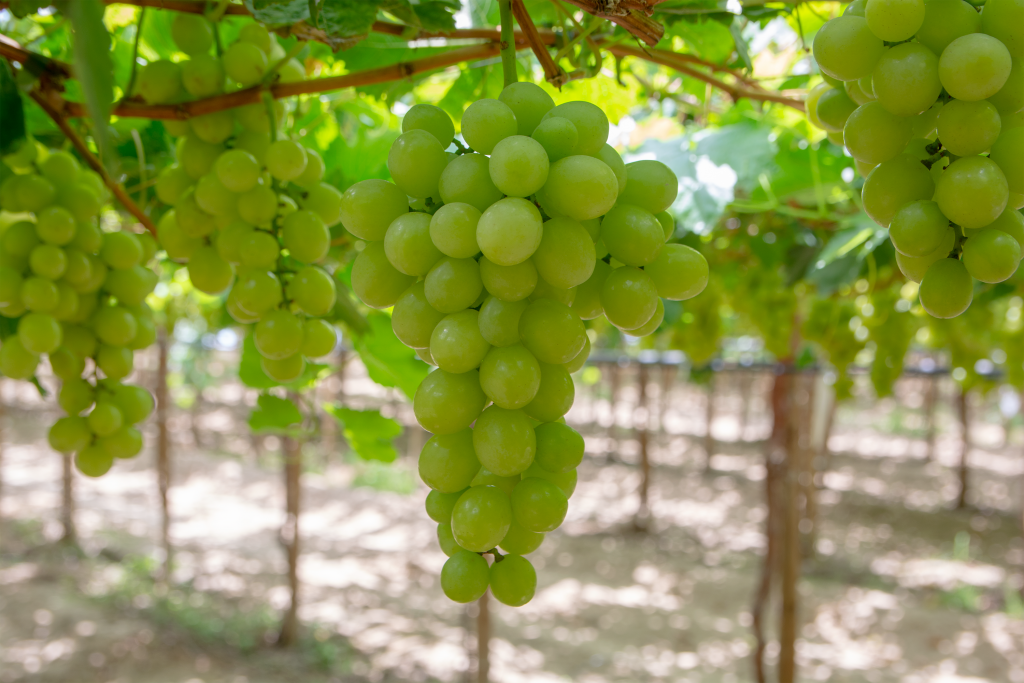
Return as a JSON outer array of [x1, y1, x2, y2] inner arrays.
[[802, 297, 865, 399], [0, 146, 157, 476], [864, 286, 918, 397], [341, 82, 709, 606], [734, 269, 796, 359], [150, 23, 341, 383], [809, 0, 1024, 318], [670, 279, 723, 367]]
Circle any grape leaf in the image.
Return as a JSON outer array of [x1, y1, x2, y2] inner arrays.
[[325, 405, 402, 462], [353, 311, 429, 400], [0, 62, 26, 156], [249, 393, 303, 433], [320, 0, 380, 38], [381, 0, 459, 31], [245, 0, 311, 24]]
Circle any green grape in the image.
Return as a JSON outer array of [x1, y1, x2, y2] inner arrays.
[[383, 212, 442, 276], [935, 156, 1009, 229], [451, 485, 513, 553], [511, 477, 567, 533], [239, 230, 279, 269], [479, 344, 541, 409], [223, 41, 268, 86], [403, 103, 455, 148], [292, 148, 324, 189], [36, 206, 76, 245], [429, 310, 491, 374], [521, 461, 577, 498], [108, 383, 154, 425], [478, 297, 527, 348], [97, 344, 133, 380], [72, 220, 103, 254], [592, 144, 627, 196], [936, 100, 1002, 157], [844, 78, 875, 106], [189, 110, 234, 145], [472, 406, 536, 477], [17, 312, 60, 354], [179, 135, 223, 180], [889, 200, 950, 256], [479, 257, 537, 302], [58, 184, 101, 222], [629, 298, 665, 337], [429, 203, 480, 259], [617, 161, 678, 215], [236, 102, 283, 137], [489, 555, 537, 607], [237, 185, 279, 227], [261, 354, 305, 383], [227, 290, 261, 323], [274, 58, 305, 84], [253, 309, 303, 360], [157, 211, 201, 262], [529, 217, 596, 290], [440, 550, 489, 603], [978, 207, 1024, 249], [645, 244, 708, 300], [88, 402, 123, 437], [499, 520, 544, 556], [194, 172, 237, 216], [570, 260, 610, 321], [75, 446, 114, 478], [175, 190, 216, 238], [92, 305, 137, 346], [339, 179, 408, 241], [962, 228, 1021, 283], [438, 153, 504, 211], [541, 101, 609, 155], [58, 377, 94, 415], [214, 221, 252, 264], [939, 34, 1013, 102], [531, 116, 579, 162], [301, 183, 343, 228], [461, 98, 518, 154], [51, 282, 80, 321], [990, 128, 1024, 196], [518, 299, 586, 365], [534, 422, 584, 474], [28, 244, 66, 280], [20, 276, 59, 312], [282, 210, 329, 264], [0, 267, 21, 306], [844, 102, 913, 164], [865, 0, 925, 41], [97, 426, 143, 459], [815, 88, 858, 132], [137, 60, 182, 104], [99, 232, 142, 271], [423, 256, 482, 314], [600, 266, 658, 331], [49, 346, 83, 380], [862, 154, 935, 227], [476, 198, 543, 267], [980, 0, 1024, 59], [387, 129, 448, 199], [301, 318, 337, 357], [214, 149, 260, 193], [414, 369, 487, 434], [419, 429, 480, 492], [48, 416, 91, 453], [180, 54, 224, 97], [471, 467, 520, 494], [0, 333, 38, 379], [389, 282, 443, 349], [488, 135, 549, 198], [499, 82, 555, 136], [989, 59, 1024, 115], [523, 362, 573, 423], [600, 205, 664, 267], [917, 0, 981, 55], [39, 150, 80, 185], [17, 174, 55, 213], [288, 266, 334, 316], [187, 246, 234, 294], [62, 325, 97, 358], [238, 22, 273, 54], [812, 16, 885, 81], [871, 43, 942, 117], [351, 241, 416, 310], [266, 140, 308, 182], [919, 258, 974, 317], [528, 278, 576, 306], [171, 12, 213, 55], [540, 155, 618, 221], [427, 489, 465, 524], [437, 522, 462, 557], [4, 222, 39, 258]]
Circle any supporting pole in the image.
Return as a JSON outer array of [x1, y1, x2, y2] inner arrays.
[[60, 453, 76, 543], [634, 363, 651, 531], [704, 372, 716, 473], [606, 362, 621, 462], [477, 592, 490, 683], [278, 424, 302, 646], [956, 387, 970, 510], [659, 363, 675, 432], [923, 375, 938, 461], [156, 327, 172, 581]]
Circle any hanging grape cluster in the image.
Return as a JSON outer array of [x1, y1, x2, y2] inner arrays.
[[809, 0, 1024, 318], [0, 145, 158, 476], [149, 21, 342, 382], [342, 81, 709, 607]]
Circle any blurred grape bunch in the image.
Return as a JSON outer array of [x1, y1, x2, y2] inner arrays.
[[802, 297, 865, 400], [670, 278, 723, 367], [864, 285, 918, 397]]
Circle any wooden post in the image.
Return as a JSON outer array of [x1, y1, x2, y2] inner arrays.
[[956, 387, 970, 510], [634, 363, 651, 531], [278, 422, 303, 647], [799, 373, 818, 558], [156, 327, 172, 580], [703, 372, 716, 473], [60, 453, 76, 543], [606, 362, 622, 462], [923, 375, 938, 462], [659, 363, 675, 432], [477, 592, 490, 683], [0, 379, 4, 532]]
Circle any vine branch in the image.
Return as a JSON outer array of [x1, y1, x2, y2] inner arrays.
[[498, 0, 518, 88], [512, 0, 565, 86]]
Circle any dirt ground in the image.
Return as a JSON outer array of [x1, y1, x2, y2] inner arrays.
[[1, 360, 1023, 683]]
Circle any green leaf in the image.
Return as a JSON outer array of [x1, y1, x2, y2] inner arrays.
[[353, 311, 429, 400], [729, 17, 752, 72], [249, 393, 303, 433], [245, 0, 310, 23], [56, 0, 114, 166], [381, 0, 460, 31], [320, 0, 380, 38], [0, 62, 26, 156], [325, 404, 402, 462]]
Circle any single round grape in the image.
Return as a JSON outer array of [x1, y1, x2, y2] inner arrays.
[[477, 297, 526, 348], [438, 153, 503, 211], [437, 522, 462, 557], [76, 446, 114, 478], [214, 149, 260, 193], [937, 100, 1002, 157], [194, 172, 237, 217], [919, 258, 974, 318], [384, 212, 442, 276], [51, 282, 80, 322], [302, 182, 343, 228], [989, 59, 1024, 115], [489, 554, 537, 607], [935, 156, 1009, 229], [96, 344, 133, 380], [339, 179, 409, 241], [88, 402, 123, 437], [429, 203, 480, 259], [92, 305, 137, 347], [189, 110, 234, 144], [511, 477, 567, 533], [917, 0, 981, 55], [479, 257, 537, 303], [261, 353, 305, 383], [238, 22, 273, 54], [600, 266, 658, 331], [979, 207, 1024, 249], [871, 43, 942, 117], [844, 102, 913, 165], [20, 276, 59, 312], [518, 299, 586, 365], [62, 325, 97, 359], [452, 485, 513, 553], [17, 312, 61, 354], [980, 0, 1024, 59], [629, 298, 665, 337], [600, 205, 664, 267], [531, 116, 579, 162], [254, 309, 303, 360], [388, 129, 448, 199], [72, 220, 103, 255], [962, 228, 1021, 283], [96, 426, 143, 459], [351, 241, 416, 310], [541, 101, 609, 155], [473, 406, 536, 477], [423, 256, 482, 314], [3, 222, 39, 259], [939, 34, 1012, 102], [471, 467, 520, 495], [154, 165, 190, 206], [237, 185, 279, 227], [223, 41, 268, 86], [430, 309, 491, 374], [523, 362, 574, 423], [534, 422, 584, 474], [48, 416, 91, 453], [157, 211, 201, 263], [0, 333, 38, 379], [58, 377, 94, 415], [39, 150, 80, 185], [227, 290, 260, 324], [0, 266, 21, 306], [812, 16, 885, 81], [127, 314, 156, 351], [282, 210, 329, 264], [488, 135, 550, 198], [239, 230, 280, 269], [521, 461, 577, 498], [862, 154, 935, 227], [174, 190, 216, 239], [59, 183, 101, 224], [99, 231, 142, 271], [427, 489, 465, 524], [499, 520, 544, 556], [645, 244, 709, 301], [28, 243, 66, 280], [479, 344, 541, 410], [461, 98, 518, 154], [440, 550, 490, 603], [403, 103, 455, 148], [187, 246, 234, 295], [889, 200, 950, 256], [540, 155, 618, 222], [137, 60, 182, 104], [499, 82, 555, 136], [48, 346, 83, 381], [413, 369, 487, 434], [865, 0, 925, 41], [570, 260, 610, 321], [292, 148, 325, 189], [179, 135, 224, 180], [528, 217, 596, 291], [35, 206, 75, 246], [475, 199, 542, 268], [814, 88, 857, 132], [264, 140, 306, 182], [233, 270, 283, 318], [171, 12, 213, 55], [419, 429, 480, 492], [990, 127, 1024, 196], [107, 383, 154, 425], [180, 53, 224, 97], [289, 265, 336, 317], [618, 160, 679, 214], [389, 282, 443, 349]]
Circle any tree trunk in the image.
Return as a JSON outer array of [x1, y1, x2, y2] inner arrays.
[[60, 453, 75, 543], [476, 592, 490, 683], [924, 375, 938, 462], [634, 363, 651, 531], [659, 363, 675, 432], [704, 373, 716, 473], [278, 427, 303, 647], [156, 328, 172, 581], [0, 379, 4, 533], [799, 373, 819, 558], [957, 387, 970, 510], [606, 362, 622, 462]]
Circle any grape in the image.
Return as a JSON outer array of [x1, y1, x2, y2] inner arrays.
[[282, 210, 329, 264], [290, 265, 336, 316], [600, 266, 658, 331], [157, 211, 201, 262], [35, 206, 75, 245], [128, 315, 157, 350], [62, 325, 97, 359], [413, 369, 487, 434], [815, 88, 859, 132], [888, 200, 950, 256], [137, 60, 183, 104], [51, 283, 80, 321], [4, 222, 39, 259], [600, 205, 665, 267], [499, 520, 544, 556], [489, 555, 537, 607], [511, 477, 567, 533], [21, 276, 59, 312], [479, 344, 541, 409], [418, 429, 481, 493], [352, 241, 416, 309], [301, 183, 343, 227], [381, 212, 441, 277], [523, 362, 573, 423], [865, 0, 925, 42], [437, 154, 501, 213], [339, 179, 409, 241], [461, 98, 518, 154], [937, 100, 1002, 157], [989, 59, 1024, 115], [645, 244, 708, 301], [403, 103, 455, 148], [239, 230, 280, 269], [812, 16, 885, 82], [97, 426, 143, 459], [427, 489, 465, 524], [430, 310, 491, 374], [428, 203, 480, 259], [475, 198, 543, 267], [862, 154, 935, 227], [917, 0, 981, 55], [388, 282, 442, 349], [48, 416, 91, 453], [488, 135, 549, 198], [540, 156, 619, 221], [844, 102, 913, 164], [629, 298, 665, 337], [75, 446, 114, 478], [618, 161, 679, 215], [214, 149, 260, 193], [108, 384, 154, 425], [871, 43, 942, 117], [521, 461, 577, 498], [39, 150, 80, 185], [292, 148, 324, 189], [424, 256, 482, 314], [479, 256, 537, 303], [223, 41, 268, 86], [88, 402, 123, 437], [437, 522, 462, 557], [844, 78, 874, 107], [92, 305, 137, 346], [97, 344, 133, 380], [473, 406, 536, 477], [171, 13, 213, 55], [440, 550, 489, 603], [499, 82, 555, 136], [990, 128, 1024, 196], [935, 156, 1009, 229], [979, 207, 1024, 249], [472, 467, 521, 496], [261, 354, 305, 383], [194, 173, 237, 217], [181, 54, 224, 98], [939, 34, 1012, 102], [16, 312, 60, 354], [238, 23, 273, 54], [59, 183, 101, 222], [190, 110, 234, 145], [49, 347, 83, 381], [28, 243, 67, 280], [569, 260, 610, 321], [99, 232, 143, 271], [230, 269, 282, 318], [528, 278, 576, 307], [266, 140, 308, 182], [179, 135, 223, 180], [388, 129, 448, 199], [236, 102, 283, 137], [962, 228, 1021, 283], [452, 485, 513, 553], [919, 258, 974, 318], [518, 299, 586, 365], [541, 101, 609, 156], [187, 246, 234, 295], [0, 268, 21, 308], [531, 116, 579, 162], [980, 0, 1024, 59], [478, 297, 527, 347], [253, 309, 302, 360], [0, 337, 36, 382], [534, 422, 584, 473]]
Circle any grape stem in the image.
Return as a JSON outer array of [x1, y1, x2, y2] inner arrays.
[[498, 0, 518, 88], [511, 0, 566, 86], [261, 40, 306, 86], [124, 7, 146, 98]]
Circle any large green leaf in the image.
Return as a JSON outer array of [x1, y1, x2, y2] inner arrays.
[[0, 62, 26, 156], [245, 0, 310, 23], [325, 404, 402, 462], [56, 0, 113, 165], [321, 0, 380, 38], [353, 311, 429, 400], [381, 0, 459, 31], [249, 393, 303, 433]]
